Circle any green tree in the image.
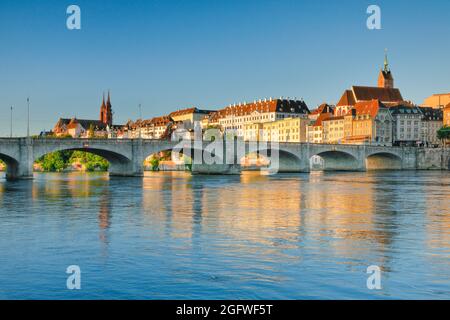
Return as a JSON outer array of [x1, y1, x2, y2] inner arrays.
[[437, 126, 450, 147], [69, 151, 109, 172], [36, 152, 68, 172], [149, 157, 160, 171], [35, 150, 109, 172]]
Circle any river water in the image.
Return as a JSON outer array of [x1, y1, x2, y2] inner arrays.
[[0, 171, 449, 299]]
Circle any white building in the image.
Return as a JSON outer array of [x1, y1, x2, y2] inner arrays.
[[390, 105, 422, 146], [208, 98, 310, 137]]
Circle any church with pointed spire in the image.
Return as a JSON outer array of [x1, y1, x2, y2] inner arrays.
[[100, 91, 113, 126], [378, 51, 394, 89], [52, 91, 120, 138], [334, 51, 405, 116]]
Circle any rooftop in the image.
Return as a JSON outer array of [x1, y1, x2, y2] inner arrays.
[[352, 86, 403, 103], [169, 107, 214, 117], [212, 99, 309, 120], [353, 100, 386, 118]]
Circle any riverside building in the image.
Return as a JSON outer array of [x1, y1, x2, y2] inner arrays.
[[207, 98, 310, 137]]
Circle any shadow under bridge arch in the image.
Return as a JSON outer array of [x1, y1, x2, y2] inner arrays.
[[313, 150, 362, 172], [243, 148, 308, 173], [0, 153, 21, 180], [366, 152, 402, 170]]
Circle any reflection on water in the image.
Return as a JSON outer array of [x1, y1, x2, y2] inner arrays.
[[0, 171, 449, 299]]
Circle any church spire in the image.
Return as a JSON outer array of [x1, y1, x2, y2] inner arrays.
[[384, 49, 389, 72], [378, 49, 394, 89]]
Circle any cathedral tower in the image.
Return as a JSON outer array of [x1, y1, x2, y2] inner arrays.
[[100, 91, 113, 126]]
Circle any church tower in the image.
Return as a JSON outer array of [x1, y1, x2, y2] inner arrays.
[[378, 51, 394, 89], [100, 91, 113, 126]]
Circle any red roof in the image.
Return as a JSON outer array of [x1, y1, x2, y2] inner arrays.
[[312, 112, 332, 127], [66, 118, 79, 130], [337, 90, 356, 107], [353, 100, 385, 118], [169, 107, 197, 117], [337, 86, 404, 107], [210, 99, 309, 121], [311, 103, 334, 115], [127, 116, 171, 129], [169, 107, 215, 118], [352, 86, 403, 102]]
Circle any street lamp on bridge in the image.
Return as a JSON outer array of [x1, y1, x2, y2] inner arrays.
[[10, 106, 13, 138], [27, 97, 30, 138], [139, 103, 142, 139]]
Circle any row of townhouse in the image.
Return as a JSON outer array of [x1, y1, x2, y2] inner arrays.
[[203, 98, 310, 136], [122, 108, 213, 139], [307, 101, 443, 146], [122, 116, 172, 139], [243, 116, 310, 142], [303, 59, 445, 146]]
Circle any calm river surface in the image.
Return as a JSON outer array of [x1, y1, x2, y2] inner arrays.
[[0, 171, 449, 299]]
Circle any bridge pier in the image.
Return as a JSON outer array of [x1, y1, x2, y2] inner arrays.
[[108, 161, 143, 177], [6, 138, 33, 180], [191, 163, 241, 175], [108, 139, 144, 177], [191, 139, 242, 175]]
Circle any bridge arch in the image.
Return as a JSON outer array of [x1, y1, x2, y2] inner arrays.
[[243, 148, 304, 173], [366, 152, 402, 170], [312, 150, 361, 171], [142, 143, 232, 174], [33, 144, 138, 177], [0, 153, 20, 180]]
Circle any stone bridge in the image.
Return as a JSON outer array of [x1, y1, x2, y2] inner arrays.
[[0, 138, 448, 180]]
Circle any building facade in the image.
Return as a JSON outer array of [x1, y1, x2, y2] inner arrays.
[[390, 105, 423, 146], [123, 116, 172, 139], [169, 107, 213, 130], [422, 93, 450, 109], [208, 98, 310, 137], [419, 107, 443, 146], [322, 116, 345, 144], [343, 100, 393, 145], [307, 112, 332, 143]]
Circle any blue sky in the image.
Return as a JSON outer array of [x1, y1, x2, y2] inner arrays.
[[1, 0, 450, 136]]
